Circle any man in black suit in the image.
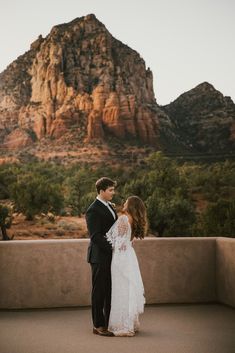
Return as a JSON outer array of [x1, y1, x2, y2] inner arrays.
[[86, 177, 117, 336]]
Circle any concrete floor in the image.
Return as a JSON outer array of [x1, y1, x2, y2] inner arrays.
[[0, 304, 235, 353]]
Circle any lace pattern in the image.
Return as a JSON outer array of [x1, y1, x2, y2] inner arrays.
[[106, 214, 130, 251], [106, 214, 145, 336]]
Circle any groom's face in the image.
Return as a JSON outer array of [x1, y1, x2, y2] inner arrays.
[[100, 186, 115, 202]]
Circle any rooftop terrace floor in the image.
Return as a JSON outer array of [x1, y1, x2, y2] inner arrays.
[[0, 303, 235, 353]]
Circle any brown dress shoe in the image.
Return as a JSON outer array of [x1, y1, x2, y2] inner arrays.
[[93, 327, 114, 336]]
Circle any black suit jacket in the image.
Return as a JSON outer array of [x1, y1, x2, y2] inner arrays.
[[85, 199, 118, 263]]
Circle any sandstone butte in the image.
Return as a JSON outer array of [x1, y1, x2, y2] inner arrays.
[[0, 14, 175, 150], [0, 14, 234, 154]]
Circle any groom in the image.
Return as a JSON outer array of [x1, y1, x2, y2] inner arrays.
[[85, 177, 117, 336]]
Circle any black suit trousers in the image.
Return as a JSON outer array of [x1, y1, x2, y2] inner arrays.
[[90, 260, 112, 328]]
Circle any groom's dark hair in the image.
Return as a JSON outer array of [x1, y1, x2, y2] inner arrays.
[[96, 177, 116, 193]]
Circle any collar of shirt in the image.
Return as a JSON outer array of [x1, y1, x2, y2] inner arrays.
[[96, 196, 110, 207], [96, 196, 116, 219]]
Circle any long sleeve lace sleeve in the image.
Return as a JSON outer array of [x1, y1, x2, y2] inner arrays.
[[106, 215, 130, 252]]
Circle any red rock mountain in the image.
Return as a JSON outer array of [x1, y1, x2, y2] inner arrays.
[[0, 14, 175, 150], [162, 82, 235, 153], [0, 14, 234, 157]]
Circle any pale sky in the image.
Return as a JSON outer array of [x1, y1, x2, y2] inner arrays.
[[0, 0, 234, 105]]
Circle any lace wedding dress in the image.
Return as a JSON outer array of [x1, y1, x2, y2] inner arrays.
[[106, 214, 145, 336]]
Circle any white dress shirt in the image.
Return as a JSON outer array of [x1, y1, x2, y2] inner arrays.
[[96, 196, 116, 220]]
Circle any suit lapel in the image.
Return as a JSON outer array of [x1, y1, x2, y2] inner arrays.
[[95, 199, 117, 220], [109, 203, 118, 220], [95, 199, 113, 218]]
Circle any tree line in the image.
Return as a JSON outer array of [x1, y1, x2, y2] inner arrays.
[[0, 151, 235, 239]]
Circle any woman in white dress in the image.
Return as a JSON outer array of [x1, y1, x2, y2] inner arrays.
[[106, 196, 148, 337]]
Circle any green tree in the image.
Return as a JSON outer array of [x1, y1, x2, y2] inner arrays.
[[199, 199, 235, 237], [144, 151, 182, 195], [146, 190, 196, 236], [123, 152, 196, 236], [0, 164, 18, 199], [10, 173, 64, 220], [64, 168, 96, 215], [0, 205, 12, 240]]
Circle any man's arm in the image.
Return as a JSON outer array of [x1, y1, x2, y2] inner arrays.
[[86, 208, 112, 253]]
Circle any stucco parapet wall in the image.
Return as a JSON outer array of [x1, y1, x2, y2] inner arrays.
[[216, 237, 235, 307], [0, 237, 234, 309]]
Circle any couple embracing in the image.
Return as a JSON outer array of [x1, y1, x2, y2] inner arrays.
[[85, 177, 147, 337]]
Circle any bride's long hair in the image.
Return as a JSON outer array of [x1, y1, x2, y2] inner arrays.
[[124, 196, 148, 239]]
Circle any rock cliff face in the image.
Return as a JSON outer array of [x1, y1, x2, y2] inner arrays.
[[0, 15, 234, 155], [0, 14, 172, 149], [162, 82, 235, 153]]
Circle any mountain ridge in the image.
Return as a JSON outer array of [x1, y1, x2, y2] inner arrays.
[[0, 14, 234, 160]]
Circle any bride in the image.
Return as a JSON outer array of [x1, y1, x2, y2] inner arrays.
[[106, 195, 147, 337]]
